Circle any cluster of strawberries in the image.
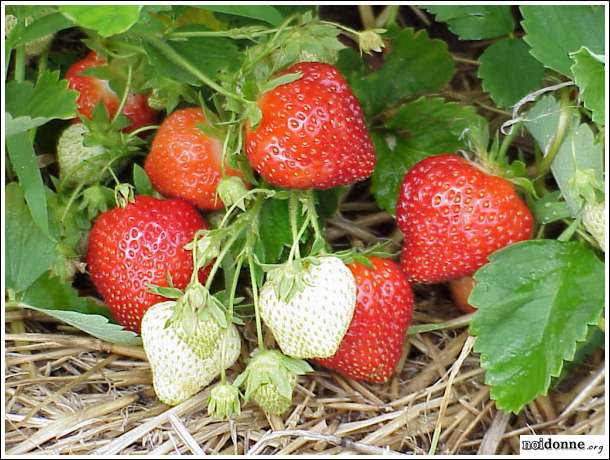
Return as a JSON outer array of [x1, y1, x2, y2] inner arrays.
[[65, 52, 533, 413]]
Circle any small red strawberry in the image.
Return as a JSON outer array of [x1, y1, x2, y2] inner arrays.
[[66, 51, 158, 132], [144, 107, 245, 210], [245, 62, 376, 189], [86, 196, 208, 332], [313, 257, 413, 383], [396, 154, 533, 283]]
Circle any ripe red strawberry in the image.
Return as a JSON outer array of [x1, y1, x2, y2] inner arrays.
[[313, 257, 413, 383], [245, 62, 376, 189], [87, 196, 208, 332], [144, 107, 245, 210], [66, 52, 158, 132], [396, 154, 533, 283]]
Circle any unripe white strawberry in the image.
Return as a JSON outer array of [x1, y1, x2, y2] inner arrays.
[[583, 201, 605, 251], [5, 14, 55, 58], [57, 124, 109, 187], [142, 301, 241, 406], [259, 256, 357, 359]]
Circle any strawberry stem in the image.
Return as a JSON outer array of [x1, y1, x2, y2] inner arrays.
[[204, 231, 243, 290], [218, 189, 273, 229], [496, 121, 522, 164], [111, 65, 132, 126], [305, 190, 323, 244], [536, 90, 572, 178], [287, 212, 311, 263], [228, 257, 244, 323], [248, 254, 265, 351], [127, 124, 160, 138], [14, 44, 25, 82], [168, 26, 275, 40], [141, 34, 245, 104], [289, 192, 301, 259]]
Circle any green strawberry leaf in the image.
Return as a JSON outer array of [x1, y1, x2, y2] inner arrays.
[[268, 368, 292, 400], [524, 95, 604, 216], [148, 284, 183, 299], [5, 183, 57, 293], [7, 12, 73, 49], [195, 5, 284, 27], [281, 356, 314, 375], [258, 198, 294, 264], [14, 273, 141, 345], [478, 38, 545, 108], [5, 134, 50, 238], [59, 5, 143, 37], [571, 47, 605, 126], [337, 28, 455, 117], [5, 70, 79, 136], [470, 240, 604, 413], [520, 5, 605, 77], [141, 35, 241, 86], [21, 273, 110, 317], [259, 72, 303, 94], [133, 164, 155, 196], [19, 303, 141, 346], [532, 192, 572, 225], [372, 97, 483, 214], [423, 5, 514, 40]]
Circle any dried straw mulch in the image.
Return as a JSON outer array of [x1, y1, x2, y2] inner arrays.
[[3, 186, 605, 455]]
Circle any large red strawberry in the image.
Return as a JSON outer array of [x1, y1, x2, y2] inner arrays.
[[245, 62, 376, 189], [144, 107, 245, 210], [313, 256, 413, 383], [66, 52, 158, 132], [87, 196, 208, 332], [396, 154, 533, 283]]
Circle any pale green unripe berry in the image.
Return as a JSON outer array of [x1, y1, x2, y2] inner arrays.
[[57, 124, 108, 188], [583, 201, 605, 251]]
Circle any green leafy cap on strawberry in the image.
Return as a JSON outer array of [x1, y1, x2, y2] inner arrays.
[[217, 176, 250, 211], [357, 29, 386, 55], [149, 282, 229, 360], [233, 349, 312, 415], [207, 382, 241, 420], [79, 184, 114, 220], [113, 182, 135, 208], [263, 257, 321, 304]]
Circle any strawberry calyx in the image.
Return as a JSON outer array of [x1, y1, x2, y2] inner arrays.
[[333, 242, 397, 267], [113, 183, 135, 208], [465, 118, 540, 199], [207, 382, 241, 420], [79, 185, 114, 220], [233, 349, 312, 415], [147, 282, 230, 360], [217, 176, 250, 211]]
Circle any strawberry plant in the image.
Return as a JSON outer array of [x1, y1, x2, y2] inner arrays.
[[3, 4, 606, 450]]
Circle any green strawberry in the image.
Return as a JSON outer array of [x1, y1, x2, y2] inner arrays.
[[234, 349, 311, 415], [57, 124, 109, 187], [141, 301, 241, 406], [259, 256, 357, 359], [207, 383, 241, 419], [583, 201, 605, 251]]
